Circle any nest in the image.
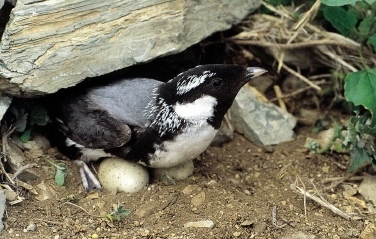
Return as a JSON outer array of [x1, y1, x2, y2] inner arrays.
[[229, 0, 376, 93]]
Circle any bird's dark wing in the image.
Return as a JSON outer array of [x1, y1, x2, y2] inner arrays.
[[57, 96, 132, 149], [55, 78, 163, 149]]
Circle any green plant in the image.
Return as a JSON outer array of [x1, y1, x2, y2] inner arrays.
[[321, 0, 376, 51], [19, 105, 50, 142], [343, 68, 376, 171], [106, 203, 131, 222], [320, 1, 376, 171], [46, 159, 68, 186]]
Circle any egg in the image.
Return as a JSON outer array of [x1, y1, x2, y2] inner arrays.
[[98, 157, 149, 193], [153, 159, 194, 182]]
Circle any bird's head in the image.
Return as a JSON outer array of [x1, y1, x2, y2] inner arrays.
[[157, 64, 267, 129]]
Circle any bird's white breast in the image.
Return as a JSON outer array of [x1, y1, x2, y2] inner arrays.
[[148, 122, 218, 168], [147, 95, 218, 168]]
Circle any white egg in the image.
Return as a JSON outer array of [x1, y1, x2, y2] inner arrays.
[[98, 157, 149, 193], [153, 159, 194, 181]]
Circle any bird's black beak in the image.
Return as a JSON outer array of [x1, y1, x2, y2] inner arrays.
[[244, 67, 267, 80]]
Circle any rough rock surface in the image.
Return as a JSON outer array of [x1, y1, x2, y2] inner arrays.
[[230, 84, 297, 146], [0, 0, 260, 96]]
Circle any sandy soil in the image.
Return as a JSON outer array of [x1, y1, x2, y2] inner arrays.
[[1, 123, 372, 239]]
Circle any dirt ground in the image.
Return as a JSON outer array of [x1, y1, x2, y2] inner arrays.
[[1, 120, 374, 239]]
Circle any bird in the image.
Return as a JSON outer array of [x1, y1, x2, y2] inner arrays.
[[48, 64, 267, 190]]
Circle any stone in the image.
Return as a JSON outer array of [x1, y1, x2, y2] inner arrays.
[[281, 231, 318, 239], [184, 220, 215, 229], [191, 191, 206, 206], [360, 223, 376, 239], [0, 0, 261, 96], [359, 176, 376, 206], [230, 84, 296, 146], [135, 201, 160, 218], [0, 95, 12, 121], [0, 190, 6, 233]]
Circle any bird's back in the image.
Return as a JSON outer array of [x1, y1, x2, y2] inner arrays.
[[87, 78, 163, 128]]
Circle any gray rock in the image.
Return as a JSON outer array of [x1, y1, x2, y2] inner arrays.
[[0, 0, 261, 96], [0, 190, 6, 233], [358, 176, 376, 206], [0, 95, 12, 121], [230, 85, 296, 146]]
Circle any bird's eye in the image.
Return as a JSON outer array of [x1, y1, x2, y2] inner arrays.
[[210, 78, 223, 87]]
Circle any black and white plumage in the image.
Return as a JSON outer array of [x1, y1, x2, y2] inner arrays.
[[50, 64, 266, 190]]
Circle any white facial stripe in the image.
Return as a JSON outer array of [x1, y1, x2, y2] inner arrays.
[[176, 71, 216, 95], [174, 95, 217, 121]]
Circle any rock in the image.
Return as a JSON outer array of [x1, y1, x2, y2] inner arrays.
[[233, 231, 242, 237], [281, 231, 318, 239], [6, 140, 27, 172], [240, 220, 255, 227], [191, 191, 206, 206], [359, 176, 376, 206], [22, 133, 51, 152], [23, 222, 36, 232], [341, 184, 357, 197], [360, 223, 376, 239], [0, 0, 261, 96], [0, 190, 6, 233], [184, 220, 215, 229], [182, 185, 199, 195], [230, 84, 296, 146], [135, 201, 160, 218], [0, 95, 12, 121], [253, 222, 267, 235]]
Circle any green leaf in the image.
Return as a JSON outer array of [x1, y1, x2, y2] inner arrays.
[[349, 147, 372, 171], [46, 159, 68, 186], [323, 7, 358, 37], [358, 16, 376, 38], [20, 128, 32, 143], [55, 166, 67, 186], [344, 69, 376, 126], [367, 33, 376, 51], [30, 106, 49, 126], [321, 0, 359, 6]]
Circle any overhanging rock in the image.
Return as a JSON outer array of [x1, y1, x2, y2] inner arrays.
[[0, 0, 260, 96]]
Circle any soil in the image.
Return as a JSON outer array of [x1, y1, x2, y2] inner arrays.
[[1, 123, 373, 239]]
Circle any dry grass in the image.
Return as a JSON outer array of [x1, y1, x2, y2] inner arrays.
[[228, 0, 376, 93]]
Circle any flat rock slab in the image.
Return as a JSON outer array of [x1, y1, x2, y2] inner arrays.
[[0, 0, 260, 96]]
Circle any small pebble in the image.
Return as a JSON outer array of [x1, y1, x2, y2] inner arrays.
[[233, 231, 242, 237], [91, 233, 98, 239], [140, 229, 150, 237], [184, 220, 215, 229]]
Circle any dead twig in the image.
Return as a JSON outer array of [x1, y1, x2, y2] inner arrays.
[[273, 85, 287, 110], [35, 218, 65, 226], [322, 176, 365, 183], [0, 125, 18, 185], [63, 201, 102, 218], [272, 204, 286, 228], [291, 183, 352, 220], [11, 163, 38, 181], [282, 64, 321, 91]]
